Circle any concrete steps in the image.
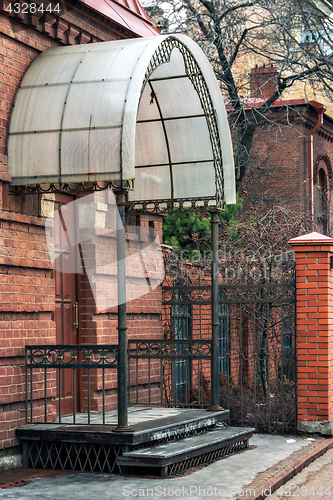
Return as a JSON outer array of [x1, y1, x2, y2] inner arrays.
[[117, 426, 254, 477]]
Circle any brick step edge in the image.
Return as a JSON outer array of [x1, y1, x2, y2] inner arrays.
[[236, 437, 333, 500]]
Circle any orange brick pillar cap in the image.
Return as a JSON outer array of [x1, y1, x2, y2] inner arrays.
[[289, 231, 333, 246]]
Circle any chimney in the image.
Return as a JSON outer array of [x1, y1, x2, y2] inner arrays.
[[250, 64, 279, 100]]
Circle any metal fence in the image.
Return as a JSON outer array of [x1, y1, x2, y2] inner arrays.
[[25, 281, 296, 433], [158, 274, 296, 434], [219, 283, 296, 434], [25, 345, 118, 424], [127, 339, 211, 408]]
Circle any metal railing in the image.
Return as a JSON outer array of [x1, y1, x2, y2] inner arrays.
[[128, 339, 212, 408], [25, 345, 118, 425]]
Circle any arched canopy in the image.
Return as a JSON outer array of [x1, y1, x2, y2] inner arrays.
[[8, 35, 236, 206]]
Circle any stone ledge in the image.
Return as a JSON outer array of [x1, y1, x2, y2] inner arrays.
[[0, 172, 12, 183], [0, 209, 46, 226], [0, 454, 22, 472], [297, 420, 333, 436]]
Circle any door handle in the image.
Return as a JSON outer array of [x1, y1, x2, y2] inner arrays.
[[73, 302, 79, 329]]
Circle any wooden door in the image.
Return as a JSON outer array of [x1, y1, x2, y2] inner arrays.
[[53, 193, 79, 416]]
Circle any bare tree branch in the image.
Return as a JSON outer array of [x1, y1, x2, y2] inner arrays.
[[141, 0, 333, 189]]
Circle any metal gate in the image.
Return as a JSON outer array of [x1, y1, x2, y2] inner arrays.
[[159, 263, 296, 433], [160, 265, 213, 408], [219, 282, 296, 434], [127, 268, 213, 409]]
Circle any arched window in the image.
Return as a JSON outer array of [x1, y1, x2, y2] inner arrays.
[[318, 168, 327, 216], [317, 168, 328, 234], [314, 155, 332, 235]]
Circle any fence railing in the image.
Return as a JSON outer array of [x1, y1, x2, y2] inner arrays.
[[25, 345, 118, 425], [218, 283, 296, 434], [160, 279, 297, 434], [128, 339, 212, 408]]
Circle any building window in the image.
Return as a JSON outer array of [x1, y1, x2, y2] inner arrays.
[[300, 28, 333, 56], [318, 169, 327, 214], [317, 168, 328, 233], [171, 294, 192, 404]]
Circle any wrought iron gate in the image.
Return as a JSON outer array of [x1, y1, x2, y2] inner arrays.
[[161, 274, 213, 408], [128, 270, 213, 408], [158, 265, 296, 434], [219, 282, 296, 434]]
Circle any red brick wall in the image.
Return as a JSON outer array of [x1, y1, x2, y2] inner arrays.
[[0, 211, 55, 449]]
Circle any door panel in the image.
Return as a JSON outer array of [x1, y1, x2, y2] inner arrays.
[[53, 193, 78, 416]]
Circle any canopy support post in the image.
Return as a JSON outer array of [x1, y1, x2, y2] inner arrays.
[[113, 190, 133, 432], [209, 209, 223, 411]]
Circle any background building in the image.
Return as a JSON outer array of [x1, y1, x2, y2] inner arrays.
[[237, 65, 333, 235]]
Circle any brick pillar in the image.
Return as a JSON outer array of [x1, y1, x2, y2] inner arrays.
[[289, 232, 333, 435]]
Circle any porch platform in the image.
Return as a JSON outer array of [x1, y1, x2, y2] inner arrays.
[[17, 407, 229, 446], [16, 407, 254, 476]]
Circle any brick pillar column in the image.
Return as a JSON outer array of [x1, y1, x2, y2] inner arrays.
[[289, 232, 333, 435]]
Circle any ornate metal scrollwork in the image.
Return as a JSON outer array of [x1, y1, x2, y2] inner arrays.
[[219, 283, 296, 304], [128, 339, 211, 359], [26, 345, 118, 368], [162, 285, 212, 305], [10, 180, 134, 196]]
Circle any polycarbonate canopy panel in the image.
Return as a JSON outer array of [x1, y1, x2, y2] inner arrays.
[[8, 35, 236, 205]]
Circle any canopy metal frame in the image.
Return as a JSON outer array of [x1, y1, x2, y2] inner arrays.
[[139, 36, 224, 207], [9, 35, 234, 208]]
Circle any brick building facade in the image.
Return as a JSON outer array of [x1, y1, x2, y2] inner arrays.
[[238, 65, 333, 236], [0, 0, 162, 460]]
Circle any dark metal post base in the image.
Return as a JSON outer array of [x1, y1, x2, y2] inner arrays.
[[206, 405, 225, 411], [112, 425, 134, 433]]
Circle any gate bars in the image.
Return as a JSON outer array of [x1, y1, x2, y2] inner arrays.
[[219, 283, 296, 434], [159, 270, 296, 433], [127, 339, 211, 408]]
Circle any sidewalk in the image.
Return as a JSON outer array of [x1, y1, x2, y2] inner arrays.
[[0, 434, 332, 499]]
